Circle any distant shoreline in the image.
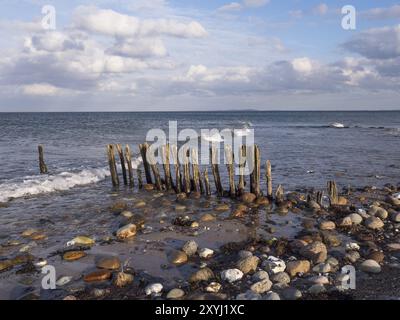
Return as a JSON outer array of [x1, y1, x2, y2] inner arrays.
[[1, 110, 400, 113]]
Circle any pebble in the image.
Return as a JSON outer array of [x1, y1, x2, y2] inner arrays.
[[365, 217, 384, 230], [236, 256, 260, 274], [326, 257, 339, 268], [281, 287, 302, 300], [116, 224, 137, 240], [386, 243, 400, 251], [345, 242, 360, 251], [205, 282, 222, 293], [167, 288, 185, 299], [359, 259, 381, 274], [189, 267, 214, 283], [170, 250, 188, 265], [199, 248, 214, 259], [309, 275, 329, 285], [83, 270, 112, 283], [348, 213, 363, 225], [300, 241, 327, 264], [312, 263, 332, 273], [262, 256, 286, 274], [113, 272, 133, 288], [309, 284, 326, 295], [221, 269, 244, 283], [391, 212, 400, 223], [96, 256, 121, 270], [145, 283, 163, 296], [176, 193, 187, 201], [63, 295, 77, 300], [56, 276, 73, 286], [200, 213, 216, 222], [0, 260, 13, 272], [345, 251, 360, 264], [368, 251, 385, 263], [69, 236, 95, 246], [92, 288, 110, 298], [21, 229, 38, 237], [236, 290, 261, 300], [337, 217, 353, 228], [182, 240, 198, 257], [252, 270, 269, 282], [286, 260, 310, 277], [319, 221, 336, 231], [250, 279, 273, 294], [215, 204, 230, 211], [368, 206, 388, 220], [271, 272, 291, 284], [238, 250, 253, 259], [264, 291, 280, 300], [241, 193, 257, 204], [63, 251, 86, 261], [120, 210, 134, 219]]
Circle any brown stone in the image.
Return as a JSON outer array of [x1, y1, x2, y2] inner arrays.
[[116, 224, 137, 240], [215, 204, 230, 211], [189, 267, 214, 283], [256, 197, 270, 205], [200, 213, 216, 222], [63, 251, 87, 261], [144, 184, 155, 191], [113, 272, 133, 287], [236, 256, 260, 274], [337, 196, 348, 206], [96, 256, 121, 270], [368, 251, 385, 263], [319, 221, 336, 231], [241, 193, 257, 204], [83, 270, 112, 283], [300, 241, 327, 263], [286, 260, 310, 277], [170, 250, 188, 265]]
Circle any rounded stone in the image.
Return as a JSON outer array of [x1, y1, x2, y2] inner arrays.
[[116, 224, 137, 239], [182, 240, 198, 257], [368, 206, 388, 220], [250, 279, 272, 294], [145, 283, 163, 295], [319, 221, 336, 231], [300, 241, 327, 264], [368, 251, 385, 263], [199, 248, 214, 259], [167, 288, 185, 299], [113, 272, 134, 287], [365, 217, 384, 230], [286, 260, 311, 277], [96, 256, 121, 270], [271, 272, 291, 284], [84, 270, 112, 283], [359, 259, 381, 274], [221, 269, 244, 283], [348, 213, 363, 225], [200, 213, 216, 222], [264, 291, 280, 300], [189, 267, 214, 283], [170, 250, 188, 265], [63, 251, 87, 261], [236, 256, 260, 274], [252, 270, 269, 282]]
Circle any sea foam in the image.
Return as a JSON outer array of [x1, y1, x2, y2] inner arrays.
[[0, 167, 110, 203]]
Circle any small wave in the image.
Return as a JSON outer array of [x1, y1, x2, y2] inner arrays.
[[0, 168, 110, 203]]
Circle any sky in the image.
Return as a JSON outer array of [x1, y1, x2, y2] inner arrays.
[[0, 0, 399, 111]]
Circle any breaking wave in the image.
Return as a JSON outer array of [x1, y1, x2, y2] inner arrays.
[[0, 167, 110, 203]]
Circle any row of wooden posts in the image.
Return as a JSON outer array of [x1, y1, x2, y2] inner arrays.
[[106, 143, 275, 199], [36, 144, 339, 205]]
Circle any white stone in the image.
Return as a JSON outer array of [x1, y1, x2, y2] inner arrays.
[[262, 256, 286, 274], [145, 283, 163, 295], [360, 260, 381, 274], [345, 242, 360, 251], [199, 248, 214, 259], [221, 269, 244, 283], [205, 282, 222, 293]]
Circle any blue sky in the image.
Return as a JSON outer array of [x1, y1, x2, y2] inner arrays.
[[0, 0, 399, 111]]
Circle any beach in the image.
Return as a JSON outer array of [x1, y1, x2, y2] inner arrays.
[[0, 111, 399, 300]]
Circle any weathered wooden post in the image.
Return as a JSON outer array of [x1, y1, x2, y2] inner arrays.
[[210, 146, 223, 196], [107, 144, 119, 187], [191, 148, 202, 193], [147, 145, 162, 190], [253, 145, 261, 197], [38, 145, 48, 174], [316, 191, 323, 206], [237, 145, 246, 196], [327, 181, 338, 206], [162, 144, 172, 190], [139, 143, 153, 185], [266, 160, 273, 199], [203, 168, 211, 197], [137, 165, 143, 189], [183, 147, 191, 194], [275, 184, 284, 204], [116, 144, 128, 186], [125, 145, 134, 187], [171, 144, 182, 194], [225, 145, 236, 198]]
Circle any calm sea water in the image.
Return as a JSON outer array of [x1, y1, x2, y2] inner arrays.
[[0, 111, 399, 203]]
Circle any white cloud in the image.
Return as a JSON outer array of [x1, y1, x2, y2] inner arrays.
[[73, 6, 207, 38], [289, 10, 303, 19], [291, 57, 315, 74], [343, 25, 400, 60], [22, 83, 64, 96], [107, 38, 167, 58], [313, 3, 328, 16], [362, 5, 400, 20], [218, 2, 243, 12]]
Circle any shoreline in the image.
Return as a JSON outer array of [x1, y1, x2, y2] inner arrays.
[[0, 181, 399, 300]]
